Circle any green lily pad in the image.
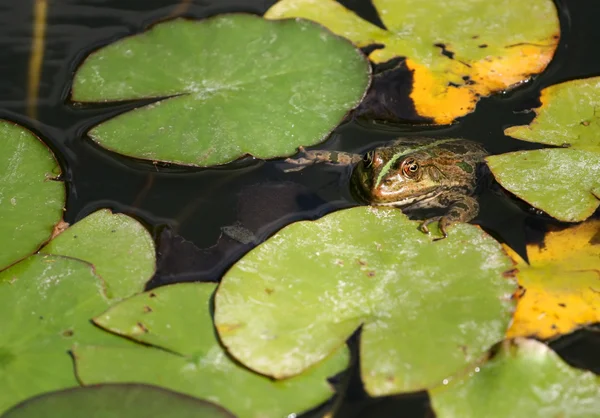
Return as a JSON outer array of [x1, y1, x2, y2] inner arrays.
[[75, 282, 349, 418], [487, 78, 600, 222], [0, 254, 115, 414], [265, 0, 559, 124], [0, 384, 235, 418], [215, 207, 516, 396], [430, 338, 600, 417], [0, 120, 64, 271], [72, 15, 370, 167], [40, 209, 156, 300]]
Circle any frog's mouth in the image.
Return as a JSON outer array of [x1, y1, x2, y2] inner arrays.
[[350, 163, 443, 208]]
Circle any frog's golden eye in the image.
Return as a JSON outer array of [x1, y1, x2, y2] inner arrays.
[[401, 158, 420, 177], [363, 151, 374, 168]]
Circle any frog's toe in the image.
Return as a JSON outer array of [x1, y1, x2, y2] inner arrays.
[[419, 216, 443, 236]]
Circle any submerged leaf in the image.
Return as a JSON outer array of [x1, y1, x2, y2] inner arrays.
[[0, 384, 235, 418], [266, 0, 559, 124], [505, 220, 600, 340], [488, 78, 600, 222], [72, 15, 370, 166], [0, 120, 64, 271], [40, 209, 156, 300], [430, 339, 600, 417], [215, 207, 516, 396], [76, 283, 349, 418]]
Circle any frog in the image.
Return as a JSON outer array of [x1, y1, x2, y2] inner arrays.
[[284, 137, 488, 238]]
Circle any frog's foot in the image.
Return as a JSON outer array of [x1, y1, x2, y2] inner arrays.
[[419, 196, 479, 240], [283, 147, 361, 172]]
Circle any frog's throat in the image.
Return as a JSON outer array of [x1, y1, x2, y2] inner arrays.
[[375, 138, 458, 187]]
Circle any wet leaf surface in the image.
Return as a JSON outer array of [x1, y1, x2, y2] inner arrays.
[[0, 120, 64, 271], [430, 338, 600, 417], [0, 384, 235, 418], [488, 78, 600, 222], [265, 0, 559, 124], [0, 255, 114, 414], [72, 15, 370, 166], [75, 282, 349, 418], [215, 207, 516, 396], [504, 220, 600, 340], [40, 209, 156, 300]]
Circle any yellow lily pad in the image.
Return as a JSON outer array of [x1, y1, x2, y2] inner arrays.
[[505, 220, 600, 340], [265, 0, 559, 124]]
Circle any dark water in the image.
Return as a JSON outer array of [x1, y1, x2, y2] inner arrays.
[[1, 0, 599, 416]]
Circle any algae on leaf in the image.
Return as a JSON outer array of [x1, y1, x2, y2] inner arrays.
[[266, 0, 559, 124], [504, 220, 600, 340], [72, 15, 370, 167], [75, 283, 349, 418], [430, 339, 600, 418], [0, 120, 64, 271], [215, 207, 516, 396], [488, 77, 600, 222]]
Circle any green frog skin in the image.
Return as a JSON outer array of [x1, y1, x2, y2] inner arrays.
[[285, 137, 488, 238]]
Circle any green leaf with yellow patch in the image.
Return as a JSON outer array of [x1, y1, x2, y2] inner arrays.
[[265, 0, 559, 124]]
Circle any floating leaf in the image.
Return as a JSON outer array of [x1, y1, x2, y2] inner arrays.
[[0, 384, 235, 418], [215, 207, 516, 396], [75, 282, 349, 418], [430, 338, 600, 417], [72, 15, 370, 167], [504, 220, 600, 340], [40, 209, 156, 300], [488, 78, 600, 222], [0, 254, 114, 414], [265, 0, 559, 124], [0, 120, 64, 271]]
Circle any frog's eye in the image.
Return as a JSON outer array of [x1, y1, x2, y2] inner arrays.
[[401, 158, 420, 177], [363, 151, 374, 168]]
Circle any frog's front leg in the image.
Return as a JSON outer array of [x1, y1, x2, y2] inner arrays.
[[283, 146, 362, 172], [419, 193, 479, 239]]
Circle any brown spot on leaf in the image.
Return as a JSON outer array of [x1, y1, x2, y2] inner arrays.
[[581, 120, 591, 126], [62, 329, 74, 337], [265, 288, 274, 295], [136, 322, 149, 333], [357, 259, 367, 266], [478, 44, 488, 48], [149, 292, 157, 298], [502, 268, 518, 279], [51, 220, 70, 239], [366, 270, 376, 277], [143, 305, 153, 313], [558, 303, 567, 308]]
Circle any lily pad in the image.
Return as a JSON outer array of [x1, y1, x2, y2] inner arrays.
[[0, 254, 114, 414], [215, 207, 516, 396], [504, 220, 600, 340], [0, 384, 235, 418], [75, 282, 349, 418], [71, 15, 370, 167], [0, 120, 64, 271], [488, 78, 600, 222], [430, 338, 600, 417], [40, 209, 156, 300], [265, 0, 559, 124]]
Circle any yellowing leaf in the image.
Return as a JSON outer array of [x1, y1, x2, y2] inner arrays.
[[265, 0, 559, 124], [505, 220, 600, 339]]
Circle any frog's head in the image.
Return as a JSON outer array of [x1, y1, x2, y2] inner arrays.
[[351, 146, 445, 207]]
